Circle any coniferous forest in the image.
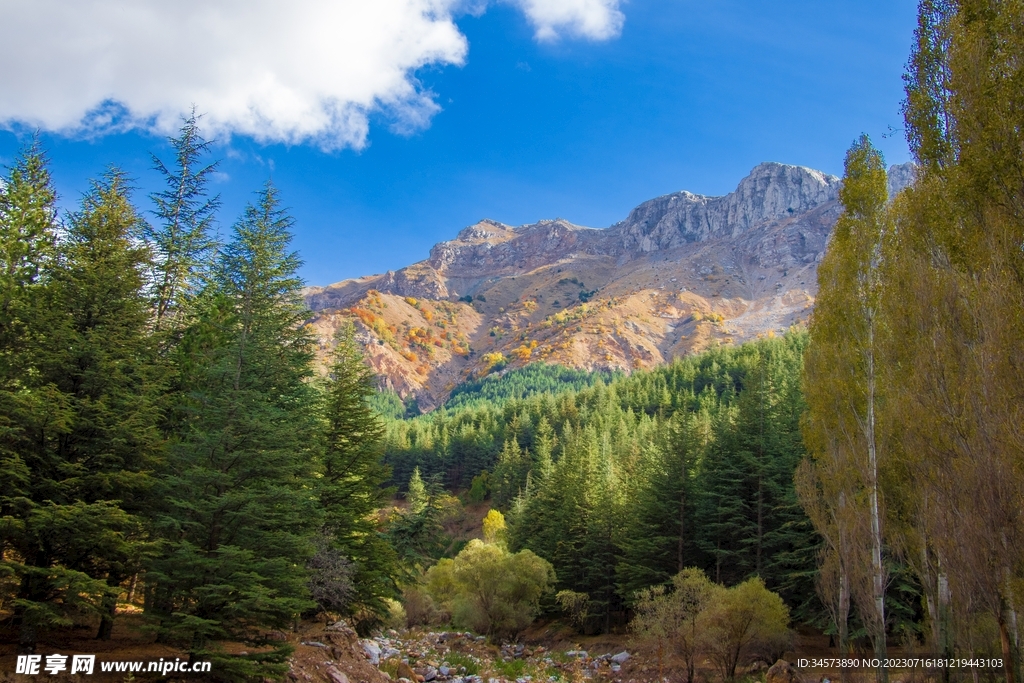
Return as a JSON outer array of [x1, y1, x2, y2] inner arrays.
[[0, 120, 397, 679], [2, 2, 1024, 683]]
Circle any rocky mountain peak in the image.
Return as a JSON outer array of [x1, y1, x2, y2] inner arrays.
[[612, 162, 840, 254], [455, 219, 515, 243], [302, 160, 913, 409]]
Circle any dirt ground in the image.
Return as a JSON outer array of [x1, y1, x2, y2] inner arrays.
[[0, 614, 977, 683]]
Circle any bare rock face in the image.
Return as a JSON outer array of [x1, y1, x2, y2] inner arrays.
[[377, 267, 450, 300], [302, 160, 901, 409], [887, 161, 917, 198], [426, 218, 600, 286], [612, 162, 840, 253]]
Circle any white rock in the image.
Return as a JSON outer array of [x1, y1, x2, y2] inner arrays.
[[361, 640, 381, 665]]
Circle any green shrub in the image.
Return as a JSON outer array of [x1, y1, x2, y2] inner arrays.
[[630, 569, 789, 683], [468, 471, 490, 502], [424, 539, 555, 638], [702, 577, 790, 681], [490, 658, 528, 678]]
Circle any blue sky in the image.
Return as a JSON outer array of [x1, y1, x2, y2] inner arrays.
[[0, 0, 918, 286]]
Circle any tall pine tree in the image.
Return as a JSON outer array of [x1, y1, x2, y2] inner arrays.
[[146, 109, 220, 328], [149, 183, 319, 679], [317, 324, 399, 622], [3, 169, 162, 649]]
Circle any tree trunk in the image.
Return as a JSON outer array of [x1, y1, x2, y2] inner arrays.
[[1003, 548, 1021, 673], [938, 569, 953, 683], [1000, 607, 1017, 683], [126, 572, 139, 604], [96, 593, 117, 640], [839, 559, 851, 683], [865, 324, 887, 683], [14, 569, 44, 654], [678, 488, 686, 572]]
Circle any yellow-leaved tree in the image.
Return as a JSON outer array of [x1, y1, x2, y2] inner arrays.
[[801, 135, 892, 683], [881, 2, 1024, 682]]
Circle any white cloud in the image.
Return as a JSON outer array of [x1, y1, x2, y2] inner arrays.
[[509, 0, 625, 41], [0, 0, 623, 149]]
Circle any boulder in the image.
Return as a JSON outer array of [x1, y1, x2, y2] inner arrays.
[[362, 640, 382, 665], [397, 661, 419, 682], [766, 660, 801, 683], [610, 651, 630, 664], [326, 667, 350, 683]]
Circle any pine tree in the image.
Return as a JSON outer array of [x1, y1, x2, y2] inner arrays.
[[0, 142, 58, 519], [3, 169, 162, 649], [149, 183, 319, 678], [384, 470, 447, 579], [579, 428, 623, 633], [147, 109, 220, 328], [617, 410, 709, 601], [407, 467, 427, 513], [492, 437, 530, 509], [694, 404, 747, 585], [318, 324, 399, 619]]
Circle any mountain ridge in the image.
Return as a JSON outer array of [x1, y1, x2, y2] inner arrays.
[[304, 161, 913, 411]]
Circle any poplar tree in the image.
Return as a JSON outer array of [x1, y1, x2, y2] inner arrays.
[[803, 136, 891, 683], [885, 3, 1024, 681]]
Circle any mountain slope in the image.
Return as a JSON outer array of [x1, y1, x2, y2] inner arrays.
[[304, 161, 912, 410]]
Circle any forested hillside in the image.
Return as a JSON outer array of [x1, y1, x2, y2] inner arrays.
[[380, 334, 819, 623]]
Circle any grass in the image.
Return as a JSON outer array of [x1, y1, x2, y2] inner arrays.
[[489, 658, 529, 679], [444, 652, 481, 676], [379, 658, 404, 680]]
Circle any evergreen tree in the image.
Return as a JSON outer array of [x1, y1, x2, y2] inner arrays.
[[695, 404, 749, 585], [617, 411, 708, 600], [318, 324, 399, 619], [147, 109, 220, 328], [0, 142, 58, 519], [407, 467, 427, 513], [384, 471, 448, 579], [579, 428, 623, 633], [149, 183, 318, 679], [491, 437, 530, 509], [3, 169, 162, 649]]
